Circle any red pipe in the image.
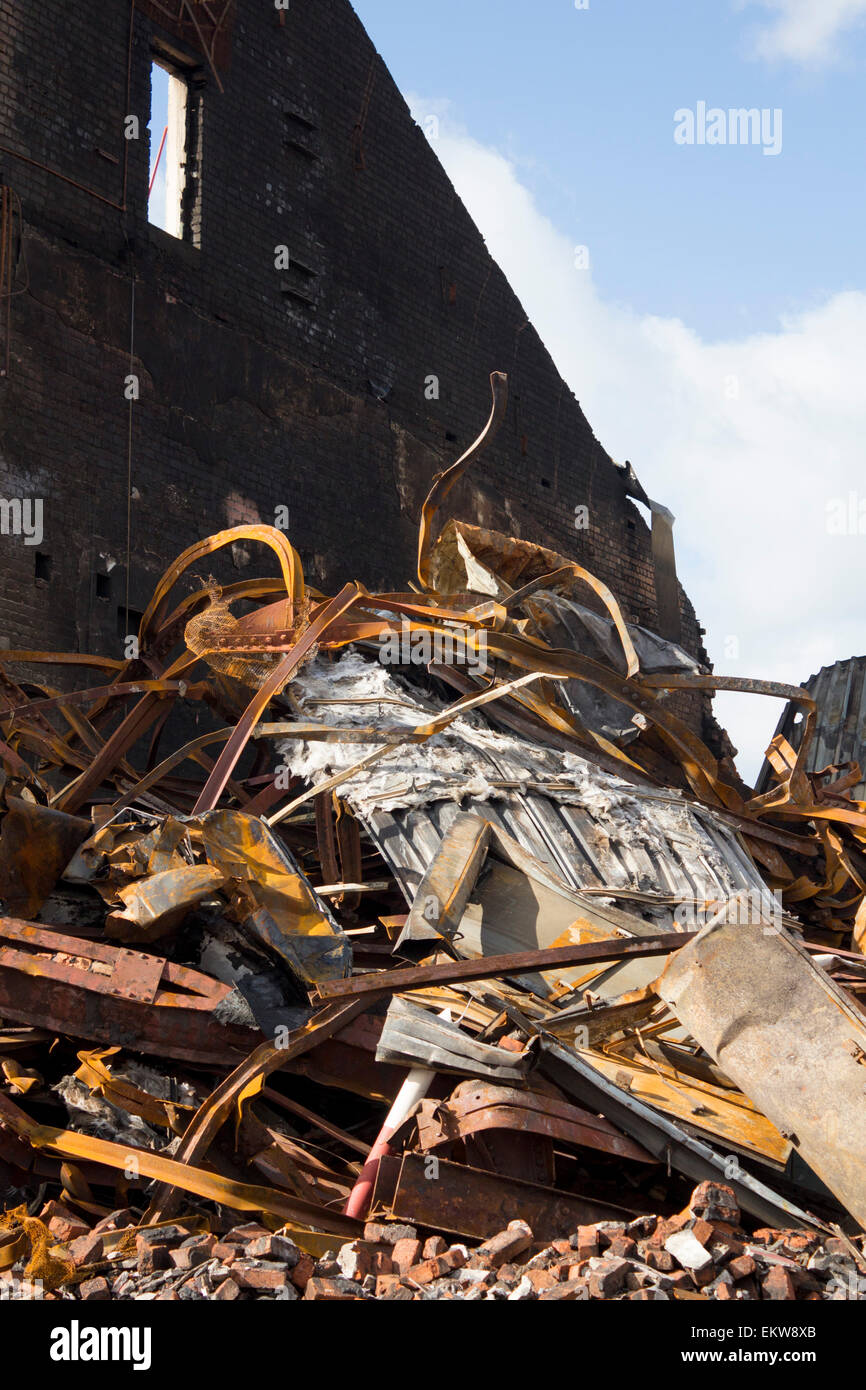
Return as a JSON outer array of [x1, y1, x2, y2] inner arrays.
[[148, 126, 168, 197]]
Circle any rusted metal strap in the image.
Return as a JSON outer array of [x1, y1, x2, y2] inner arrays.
[[316, 930, 694, 1003]]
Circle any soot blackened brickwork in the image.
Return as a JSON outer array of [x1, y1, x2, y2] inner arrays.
[[0, 0, 712, 734]]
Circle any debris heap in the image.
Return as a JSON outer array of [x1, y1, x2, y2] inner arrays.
[[2, 375, 865, 1301]]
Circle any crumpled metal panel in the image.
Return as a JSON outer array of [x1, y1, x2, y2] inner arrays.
[[197, 809, 352, 986], [428, 517, 700, 741], [105, 865, 224, 942], [658, 913, 866, 1229], [0, 796, 91, 918], [65, 806, 352, 988], [375, 995, 532, 1082], [756, 656, 866, 803]]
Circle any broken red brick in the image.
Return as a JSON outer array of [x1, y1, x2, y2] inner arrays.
[[606, 1235, 638, 1259], [46, 1211, 90, 1243], [588, 1257, 630, 1298], [466, 1221, 532, 1270], [289, 1254, 315, 1292], [135, 1225, 186, 1254], [211, 1242, 240, 1265], [170, 1239, 215, 1270], [728, 1254, 757, 1281], [380, 1282, 415, 1301], [595, 1224, 626, 1250], [362, 1222, 417, 1245], [573, 1225, 600, 1260], [407, 1246, 467, 1286], [643, 1248, 675, 1272], [245, 1234, 280, 1259], [231, 1260, 289, 1292], [137, 1244, 171, 1276], [690, 1218, 714, 1248], [538, 1280, 589, 1301], [375, 1274, 408, 1297], [77, 1276, 110, 1301], [752, 1228, 786, 1246], [67, 1232, 104, 1268], [390, 1237, 423, 1275], [304, 1277, 360, 1301], [687, 1182, 740, 1227], [762, 1266, 797, 1301]]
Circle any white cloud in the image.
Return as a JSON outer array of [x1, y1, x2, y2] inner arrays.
[[412, 101, 866, 782], [740, 0, 866, 65]]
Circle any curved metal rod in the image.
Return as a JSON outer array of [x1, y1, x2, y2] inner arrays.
[[417, 371, 508, 591], [501, 563, 640, 679]]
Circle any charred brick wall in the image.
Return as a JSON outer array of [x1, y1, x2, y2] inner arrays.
[[0, 0, 711, 733]]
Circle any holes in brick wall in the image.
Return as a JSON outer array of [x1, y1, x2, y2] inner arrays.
[[540, 477, 551, 489], [439, 268, 457, 307], [117, 605, 143, 641], [283, 108, 319, 160], [34, 553, 51, 582], [280, 255, 320, 311]]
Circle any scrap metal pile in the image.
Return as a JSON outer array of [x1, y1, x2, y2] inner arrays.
[[2, 374, 866, 1301]]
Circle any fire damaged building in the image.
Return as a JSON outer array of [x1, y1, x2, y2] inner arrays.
[[2, 2, 866, 1314], [0, 0, 710, 725]]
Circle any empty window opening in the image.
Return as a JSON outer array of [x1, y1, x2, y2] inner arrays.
[[34, 552, 51, 582], [148, 57, 191, 239], [96, 573, 111, 600]]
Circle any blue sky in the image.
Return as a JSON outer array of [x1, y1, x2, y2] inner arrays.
[[352, 0, 866, 782], [354, 0, 866, 341]]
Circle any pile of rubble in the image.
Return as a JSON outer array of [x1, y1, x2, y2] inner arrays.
[[7, 1181, 865, 1302], [2, 375, 865, 1302]]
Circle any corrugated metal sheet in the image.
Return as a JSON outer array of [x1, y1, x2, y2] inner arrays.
[[756, 656, 866, 801], [363, 789, 764, 911], [281, 652, 770, 919]]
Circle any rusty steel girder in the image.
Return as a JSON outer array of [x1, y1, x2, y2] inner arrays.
[[0, 917, 261, 1065]]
